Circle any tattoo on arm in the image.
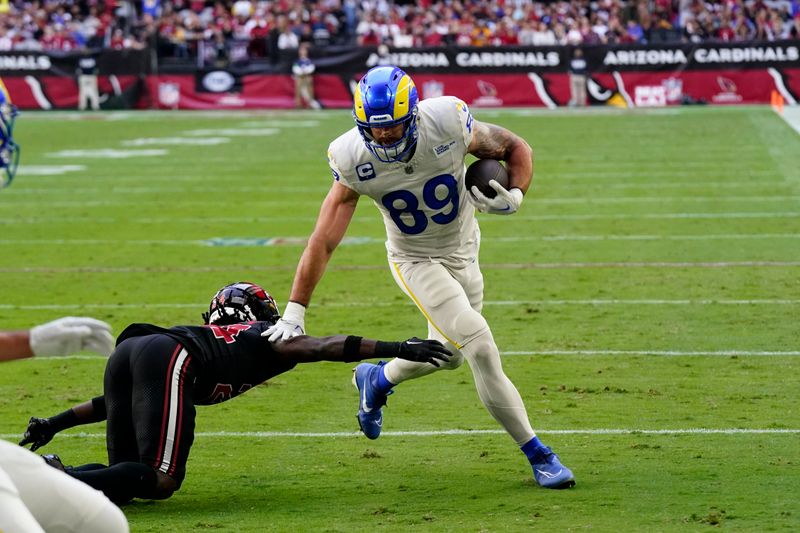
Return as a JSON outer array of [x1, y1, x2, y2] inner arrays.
[[470, 122, 519, 160]]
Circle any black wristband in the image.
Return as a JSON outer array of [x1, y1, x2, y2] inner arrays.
[[48, 408, 79, 432], [375, 341, 401, 357], [344, 336, 363, 357]]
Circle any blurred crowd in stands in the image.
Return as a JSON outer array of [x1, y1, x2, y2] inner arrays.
[[0, 0, 798, 58]]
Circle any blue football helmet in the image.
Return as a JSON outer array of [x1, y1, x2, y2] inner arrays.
[[353, 66, 419, 163], [0, 79, 19, 188], [202, 281, 280, 326]]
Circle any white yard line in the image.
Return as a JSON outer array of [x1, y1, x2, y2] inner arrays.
[[0, 233, 797, 246], [1, 261, 799, 274], [1, 428, 797, 440], [2, 299, 798, 311], [3, 195, 798, 206], [504, 350, 800, 356], [2, 212, 799, 225], [22, 349, 800, 361], [14, 174, 783, 186]]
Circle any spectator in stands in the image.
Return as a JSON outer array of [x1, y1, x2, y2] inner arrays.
[[232, 0, 252, 20], [0, 27, 12, 51], [717, 11, 737, 41], [565, 19, 584, 45], [552, 21, 569, 45], [246, 11, 270, 58], [495, 18, 519, 45], [753, 8, 776, 40], [4, 0, 798, 57], [683, 17, 706, 42], [516, 20, 535, 46], [531, 21, 557, 46], [356, 13, 381, 46], [734, 12, 756, 40], [605, 15, 627, 43], [276, 14, 298, 49], [789, 14, 800, 39], [470, 19, 493, 46]]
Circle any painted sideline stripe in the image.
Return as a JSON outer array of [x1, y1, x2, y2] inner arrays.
[[2, 299, 798, 311], [1, 428, 797, 440], [1, 234, 799, 246], [2, 261, 798, 274]]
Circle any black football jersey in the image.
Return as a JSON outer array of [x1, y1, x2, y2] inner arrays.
[[117, 322, 297, 405]]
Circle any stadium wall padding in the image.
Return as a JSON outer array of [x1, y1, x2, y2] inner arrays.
[[1, 42, 797, 110]]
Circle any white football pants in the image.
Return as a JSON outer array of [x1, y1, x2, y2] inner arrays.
[[384, 257, 536, 446], [0, 439, 128, 533]]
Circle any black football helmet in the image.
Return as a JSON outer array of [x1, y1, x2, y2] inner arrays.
[[202, 281, 280, 326]]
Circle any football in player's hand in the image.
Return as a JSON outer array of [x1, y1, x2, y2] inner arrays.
[[465, 159, 509, 199]]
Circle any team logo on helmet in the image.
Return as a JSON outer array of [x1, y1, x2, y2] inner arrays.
[[0, 79, 20, 189], [202, 281, 280, 326], [353, 66, 419, 163]]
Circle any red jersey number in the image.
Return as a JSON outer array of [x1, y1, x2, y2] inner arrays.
[[207, 324, 251, 344]]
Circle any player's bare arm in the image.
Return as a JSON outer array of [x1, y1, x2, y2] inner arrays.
[[0, 330, 33, 361], [272, 334, 452, 367], [289, 181, 360, 307], [468, 121, 533, 194], [20, 396, 106, 451]]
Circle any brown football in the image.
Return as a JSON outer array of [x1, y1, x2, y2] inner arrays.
[[465, 159, 509, 199]]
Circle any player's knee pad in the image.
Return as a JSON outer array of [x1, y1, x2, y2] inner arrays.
[[451, 308, 489, 347], [460, 328, 501, 374]]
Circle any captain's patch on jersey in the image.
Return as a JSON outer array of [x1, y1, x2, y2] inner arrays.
[[356, 162, 377, 181]]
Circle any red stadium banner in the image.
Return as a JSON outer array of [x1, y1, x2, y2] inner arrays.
[[1, 75, 143, 110], [140, 74, 352, 110], [6, 69, 797, 110], [1, 42, 797, 109]]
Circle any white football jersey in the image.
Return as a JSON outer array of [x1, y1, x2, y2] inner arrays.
[[0, 440, 129, 533], [328, 96, 478, 261]]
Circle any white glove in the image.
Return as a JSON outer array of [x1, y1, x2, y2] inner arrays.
[[29, 317, 115, 357], [262, 301, 306, 342], [469, 180, 524, 215]]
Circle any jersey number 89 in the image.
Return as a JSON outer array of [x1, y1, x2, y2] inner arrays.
[[381, 174, 458, 235]]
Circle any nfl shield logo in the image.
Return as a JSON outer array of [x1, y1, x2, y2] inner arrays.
[[662, 78, 683, 104], [158, 82, 180, 108], [422, 81, 444, 99]]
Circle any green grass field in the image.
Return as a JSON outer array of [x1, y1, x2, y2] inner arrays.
[[1, 106, 798, 532]]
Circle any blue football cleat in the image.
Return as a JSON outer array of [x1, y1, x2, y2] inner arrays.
[[530, 447, 575, 489], [352, 361, 392, 439], [42, 454, 68, 472]]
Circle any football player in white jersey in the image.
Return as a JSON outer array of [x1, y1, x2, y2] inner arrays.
[[0, 81, 128, 531], [0, 78, 20, 189], [0, 320, 126, 532], [265, 65, 574, 489]]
